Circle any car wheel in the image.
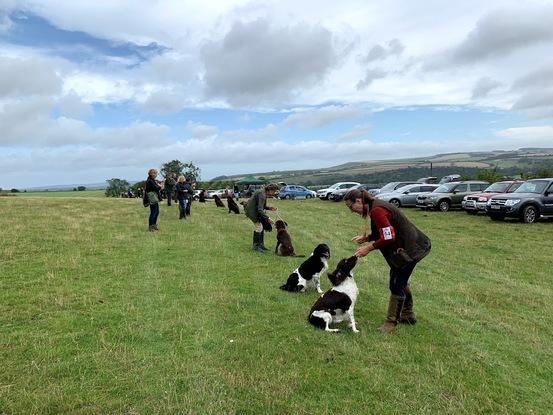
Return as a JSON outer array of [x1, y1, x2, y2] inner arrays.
[[489, 214, 505, 221], [284, 195, 291, 200], [438, 200, 450, 212], [390, 199, 401, 208], [306, 194, 312, 199], [521, 205, 538, 224]]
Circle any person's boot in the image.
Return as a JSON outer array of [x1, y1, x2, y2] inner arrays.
[[260, 231, 269, 251], [148, 225, 156, 232], [399, 285, 417, 325], [253, 232, 264, 253], [153, 224, 159, 231], [379, 295, 405, 333]]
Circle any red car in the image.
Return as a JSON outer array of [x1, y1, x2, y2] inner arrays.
[[462, 181, 524, 214]]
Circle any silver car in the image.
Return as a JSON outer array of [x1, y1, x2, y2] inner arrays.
[[376, 184, 439, 208]]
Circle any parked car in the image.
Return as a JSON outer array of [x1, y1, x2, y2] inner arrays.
[[416, 181, 489, 211], [461, 181, 524, 214], [193, 189, 203, 201], [317, 182, 360, 200], [207, 189, 226, 198], [376, 183, 439, 208], [368, 181, 420, 196], [486, 178, 553, 223], [278, 185, 316, 199], [438, 174, 462, 184], [329, 184, 372, 201]]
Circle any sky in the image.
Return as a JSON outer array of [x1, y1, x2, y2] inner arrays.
[[1, 0, 553, 188]]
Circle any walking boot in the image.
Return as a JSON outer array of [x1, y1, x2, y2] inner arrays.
[[260, 231, 269, 251], [253, 232, 264, 253], [399, 285, 417, 325], [153, 224, 159, 231], [148, 225, 156, 232], [379, 295, 405, 333]]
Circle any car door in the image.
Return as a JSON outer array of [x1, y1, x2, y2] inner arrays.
[[403, 186, 421, 205], [544, 182, 553, 214], [296, 186, 307, 199], [452, 184, 468, 205]]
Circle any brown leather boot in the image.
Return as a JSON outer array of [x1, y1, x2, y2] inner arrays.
[[379, 295, 405, 333], [399, 285, 417, 325], [148, 225, 156, 232]]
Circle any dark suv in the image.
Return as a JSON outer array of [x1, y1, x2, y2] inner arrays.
[[416, 181, 489, 212], [486, 178, 553, 223]]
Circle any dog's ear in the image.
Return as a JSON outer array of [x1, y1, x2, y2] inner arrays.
[[284, 221, 288, 227]]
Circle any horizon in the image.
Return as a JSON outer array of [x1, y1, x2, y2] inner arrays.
[[2, 1, 553, 189]]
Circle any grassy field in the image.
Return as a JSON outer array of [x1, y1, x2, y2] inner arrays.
[[1, 196, 552, 414], [11, 190, 105, 198]]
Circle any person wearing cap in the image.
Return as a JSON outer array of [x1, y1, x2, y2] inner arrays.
[[344, 188, 431, 333], [244, 183, 279, 253]]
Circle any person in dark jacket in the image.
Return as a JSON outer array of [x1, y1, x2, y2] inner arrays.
[[176, 175, 193, 219], [164, 173, 176, 206], [144, 168, 164, 232], [344, 188, 431, 333], [245, 183, 279, 253]]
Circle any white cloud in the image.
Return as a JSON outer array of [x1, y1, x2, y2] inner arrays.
[[283, 105, 366, 129], [0, 55, 63, 97], [471, 77, 502, 99], [186, 121, 219, 140], [200, 19, 342, 105], [496, 126, 553, 141]]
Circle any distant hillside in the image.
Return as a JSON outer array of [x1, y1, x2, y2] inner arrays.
[[214, 148, 553, 186]]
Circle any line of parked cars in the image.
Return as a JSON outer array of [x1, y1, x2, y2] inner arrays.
[[269, 176, 553, 224]]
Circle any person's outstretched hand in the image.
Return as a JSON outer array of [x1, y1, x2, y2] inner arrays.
[[351, 235, 367, 244], [269, 206, 278, 211], [355, 245, 372, 257]]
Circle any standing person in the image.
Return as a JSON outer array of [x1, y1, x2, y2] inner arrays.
[[344, 188, 431, 333], [176, 176, 193, 220], [245, 183, 279, 253], [185, 181, 195, 216], [144, 168, 164, 232], [233, 184, 240, 200], [164, 173, 176, 206]]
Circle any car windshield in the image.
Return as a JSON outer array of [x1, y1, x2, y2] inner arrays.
[[434, 183, 457, 193], [485, 182, 510, 193], [380, 182, 399, 192], [393, 185, 413, 193], [514, 181, 548, 194]]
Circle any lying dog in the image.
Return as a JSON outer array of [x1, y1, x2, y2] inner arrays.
[[274, 220, 304, 257], [227, 196, 240, 214], [279, 243, 330, 293], [308, 256, 359, 333]]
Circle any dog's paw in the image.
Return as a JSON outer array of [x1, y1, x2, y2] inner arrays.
[[317, 289, 323, 294], [326, 328, 340, 333], [352, 328, 360, 333]]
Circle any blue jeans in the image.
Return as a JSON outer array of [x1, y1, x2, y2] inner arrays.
[[149, 203, 159, 226], [178, 198, 188, 218]]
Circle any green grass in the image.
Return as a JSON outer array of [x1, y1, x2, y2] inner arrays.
[[13, 190, 105, 198], [1, 197, 552, 414]]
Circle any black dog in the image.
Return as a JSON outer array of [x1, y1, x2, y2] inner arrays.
[[275, 220, 303, 257], [213, 194, 225, 208], [279, 244, 330, 293], [227, 196, 240, 214], [308, 256, 359, 333]]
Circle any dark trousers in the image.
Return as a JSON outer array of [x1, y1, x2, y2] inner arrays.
[[186, 197, 192, 215], [166, 191, 173, 206], [149, 203, 159, 226], [389, 262, 417, 296]]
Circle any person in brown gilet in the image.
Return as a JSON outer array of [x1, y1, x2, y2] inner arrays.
[[344, 188, 431, 333]]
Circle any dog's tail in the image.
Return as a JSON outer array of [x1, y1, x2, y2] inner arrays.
[[291, 253, 305, 257]]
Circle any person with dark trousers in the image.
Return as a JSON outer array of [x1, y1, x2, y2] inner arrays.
[[144, 168, 164, 232], [176, 175, 193, 219], [244, 183, 279, 253], [164, 173, 176, 206], [344, 188, 431, 333]]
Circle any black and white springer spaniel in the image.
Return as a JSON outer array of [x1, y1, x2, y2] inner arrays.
[[308, 256, 359, 333], [279, 243, 330, 293]]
